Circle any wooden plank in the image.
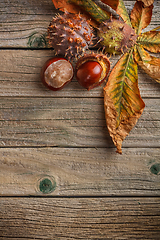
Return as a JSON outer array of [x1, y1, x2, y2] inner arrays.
[[0, 50, 160, 98], [0, 97, 159, 148], [0, 0, 159, 48], [0, 0, 55, 48], [0, 147, 160, 196], [0, 197, 160, 239]]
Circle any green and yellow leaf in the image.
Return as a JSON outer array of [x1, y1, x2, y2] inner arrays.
[[117, 0, 132, 27], [134, 45, 160, 83], [104, 49, 145, 154], [137, 30, 160, 53], [69, 0, 110, 25], [130, 1, 153, 35]]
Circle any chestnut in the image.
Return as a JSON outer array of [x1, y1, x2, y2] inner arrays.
[[75, 53, 110, 90], [41, 57, 74, 91]]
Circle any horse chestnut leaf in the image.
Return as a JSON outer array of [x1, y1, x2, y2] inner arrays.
[[41, 57, 73, 91], [75, 53, 110, 90]]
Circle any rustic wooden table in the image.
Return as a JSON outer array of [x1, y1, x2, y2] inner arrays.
[[0, 0, 160, 239]]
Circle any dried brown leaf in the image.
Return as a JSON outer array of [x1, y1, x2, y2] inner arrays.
[[131, 1, 153, 34], [100, 0, 119, 10], [52, 0, 79, 13], [134, 45, 160, 83], [103, 50, 145, 154], [51, 0, 98, 26], [104, 92, 144, 154], [137, 0, 154, 7]]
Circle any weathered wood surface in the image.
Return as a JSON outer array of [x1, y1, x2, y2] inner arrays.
[[0, 0, 160, 238], [0, 49, 160, 97], [0, 198, 160, 239], [0, 148, 160, 196], [0, 97, 159, 148], [0, 0, 159, 48]]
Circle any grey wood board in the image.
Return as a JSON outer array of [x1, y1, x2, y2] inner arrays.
[[0, 148, 159, 196]]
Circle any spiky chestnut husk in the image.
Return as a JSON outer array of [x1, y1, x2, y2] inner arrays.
[[98, 18, 137, 55], [75, 53, 110, 90], [47, 12, 93, 59]]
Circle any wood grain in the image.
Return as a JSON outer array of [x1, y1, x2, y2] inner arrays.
[[0, 148, 159, 196], [0, 49, 160, 97], [0, 97, 159, 148], [0, 0, 160, 237], [0, 0, 159, 48], [0, 197, 160, 239]]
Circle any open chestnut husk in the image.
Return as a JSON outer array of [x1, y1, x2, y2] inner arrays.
[[41, 57, 74, 91], [75, 53, 110, 90]]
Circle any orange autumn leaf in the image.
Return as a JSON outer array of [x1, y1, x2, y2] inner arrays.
[[52, 0, 109, 27], [104, 49, 145, 154], [137, 0, 154, 7], [134, 45, 160, 83], [100, 0, 119, 10], [130, 1, 153, 35], [52, 0, 79, 13]]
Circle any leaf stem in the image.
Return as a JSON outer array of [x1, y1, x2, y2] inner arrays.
[[116, 48, 134, 126], [93, 0, 119, 19]]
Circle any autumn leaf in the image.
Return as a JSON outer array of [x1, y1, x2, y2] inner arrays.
[[52, 0, 79, 13], [130, 1, 153, 35], [66, 0, 110, 26], [52, 0, 119, 13], [137, 30, 160, 53], [51, 0, 100, 26], [151, 26, 160, 31], [100, 0, 119, 10], [103, 49, 145, 154], [137, 0, 154, 7], [117, 0, 132, 27], [134, 45, 160, 83]]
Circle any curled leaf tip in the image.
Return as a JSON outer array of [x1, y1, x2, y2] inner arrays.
[[137, 0, 154, 7]]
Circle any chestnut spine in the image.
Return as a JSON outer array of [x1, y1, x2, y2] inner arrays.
[[47, 12, 93, 59], [97, 17, 137, 55]]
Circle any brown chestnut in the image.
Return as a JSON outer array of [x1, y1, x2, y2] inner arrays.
[[41, 57, 73, 91], [75, 53, 110, 90]]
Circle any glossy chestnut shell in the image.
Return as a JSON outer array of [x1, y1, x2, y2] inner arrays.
[[75, 53, 110, 90], [41, 57, 73, 91]]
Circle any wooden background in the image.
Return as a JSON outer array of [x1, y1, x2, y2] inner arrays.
[[0, 0, 160, 238]]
